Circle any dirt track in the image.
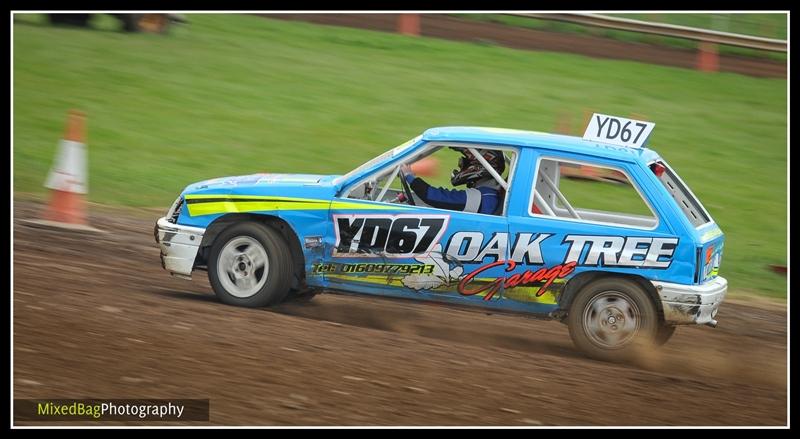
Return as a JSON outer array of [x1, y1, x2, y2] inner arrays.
[[260, 14, 786, 79], [13, 200, 787, 426]]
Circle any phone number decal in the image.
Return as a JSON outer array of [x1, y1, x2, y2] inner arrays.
[[312, 263, 434, 274]]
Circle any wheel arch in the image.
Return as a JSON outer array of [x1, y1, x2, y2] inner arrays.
[[195, 213, 306, 290], [558, 271, 664, 322]]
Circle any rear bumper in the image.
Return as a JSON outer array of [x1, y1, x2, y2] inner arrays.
[[653, 277, 727, 325], [154, 217, 205, 278]]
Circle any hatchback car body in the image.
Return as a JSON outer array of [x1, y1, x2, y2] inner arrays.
[[155, 118, 726, 359]]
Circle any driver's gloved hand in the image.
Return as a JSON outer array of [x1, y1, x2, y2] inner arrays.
[[400, 164, 415, 181]]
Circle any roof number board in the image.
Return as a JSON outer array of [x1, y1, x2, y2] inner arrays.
[[583, 113, 655, 149]]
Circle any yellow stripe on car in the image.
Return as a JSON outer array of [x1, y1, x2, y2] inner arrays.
[[184, 195, 408, 216]]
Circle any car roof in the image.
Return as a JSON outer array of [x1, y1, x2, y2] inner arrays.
[[422, 126, 662, 163]]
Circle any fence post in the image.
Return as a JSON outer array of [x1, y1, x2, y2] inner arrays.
[[397, 14, 420, 36], [697, 42, 719, 72], [555, 110, 573, 135], [581, 108, 593, 134]]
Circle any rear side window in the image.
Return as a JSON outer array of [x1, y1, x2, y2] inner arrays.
[[649, 160, 711, 227], [531, 158, 657, 229]]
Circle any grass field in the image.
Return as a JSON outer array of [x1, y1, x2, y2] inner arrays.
[[13, 14, 787, 297]]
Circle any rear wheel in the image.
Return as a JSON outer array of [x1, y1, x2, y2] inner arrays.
[[208, 222, 293, 307], [567, 278, 660, 361]]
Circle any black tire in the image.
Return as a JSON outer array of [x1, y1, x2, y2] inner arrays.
[[208, 222, 293, 307], [655, 324, 677, 346], [567, 278, 660, 361]]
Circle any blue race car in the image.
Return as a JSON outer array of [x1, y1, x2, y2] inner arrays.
[[155, 114, 726, 360]]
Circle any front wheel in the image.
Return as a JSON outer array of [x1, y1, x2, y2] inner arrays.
[[288, 288, 319, 303], [567, 278, 660, 361], [208, 222, 293, 307]]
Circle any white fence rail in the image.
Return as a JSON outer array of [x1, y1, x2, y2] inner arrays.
[[508, 13, 787, 52]]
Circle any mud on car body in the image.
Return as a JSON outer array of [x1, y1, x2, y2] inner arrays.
[[155, 114, 726, 360]]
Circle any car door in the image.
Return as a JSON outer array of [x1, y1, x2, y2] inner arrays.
[[319, 150, 512, 310], [505, 149, 680, 315]]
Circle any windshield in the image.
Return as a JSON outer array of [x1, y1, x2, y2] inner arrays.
[[649, 159, 712, 227], [334, 136, 421, 185]]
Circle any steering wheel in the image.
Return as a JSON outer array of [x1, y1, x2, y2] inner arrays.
[[397, 168, 416, 206]]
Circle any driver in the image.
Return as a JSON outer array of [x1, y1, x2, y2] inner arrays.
[[400, 149, 505, 215]]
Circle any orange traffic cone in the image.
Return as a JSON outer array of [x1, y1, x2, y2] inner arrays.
[[25, 110, 101, 233]]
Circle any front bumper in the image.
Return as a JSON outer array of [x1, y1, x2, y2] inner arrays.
[[653, 277, 727, 325], [154, 216, 205, 278]]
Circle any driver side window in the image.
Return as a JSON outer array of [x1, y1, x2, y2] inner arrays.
[[343, 143, 517, 216]]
